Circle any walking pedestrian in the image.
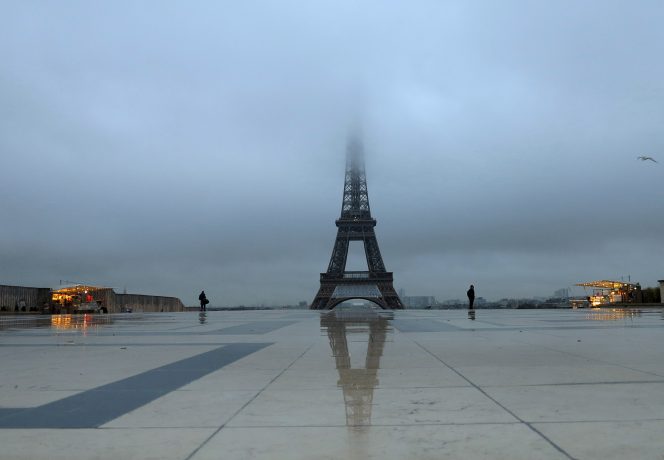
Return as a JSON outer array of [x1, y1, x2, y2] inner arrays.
[[198, 290, 208, 312]]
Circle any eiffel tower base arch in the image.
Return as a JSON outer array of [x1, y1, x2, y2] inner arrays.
[[311, 272, 403, 310]]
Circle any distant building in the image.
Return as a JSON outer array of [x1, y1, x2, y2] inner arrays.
[[441, 299, 464, 307], [553, 288, 570, 298], [402, 296, 436, 309]]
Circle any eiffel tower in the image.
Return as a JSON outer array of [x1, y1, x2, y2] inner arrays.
[[311, 135, 403, 309]]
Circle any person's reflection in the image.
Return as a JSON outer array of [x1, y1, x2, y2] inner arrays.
[[198, 311, 207, 324], [468, 309, 475, 321], [320, 308, 392, 427]]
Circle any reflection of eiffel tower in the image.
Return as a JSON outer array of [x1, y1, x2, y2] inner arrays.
[[320, 310, 392, 426]]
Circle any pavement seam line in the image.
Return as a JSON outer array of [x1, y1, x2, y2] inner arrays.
[[183, 342, 316, 460], [412, 339, 577, 460]]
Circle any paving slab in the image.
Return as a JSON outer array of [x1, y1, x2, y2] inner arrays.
[[0, 428, 215, 460], [533, 420, 664, 460]]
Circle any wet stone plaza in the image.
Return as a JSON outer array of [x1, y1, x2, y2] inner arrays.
[[1, 307, 663, 460]]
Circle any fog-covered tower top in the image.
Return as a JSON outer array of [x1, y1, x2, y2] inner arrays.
[[340, 136, 371, 220]]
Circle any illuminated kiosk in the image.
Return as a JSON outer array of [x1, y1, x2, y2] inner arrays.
[[50, 284, 112, 313], [574, 280, 641, 307]]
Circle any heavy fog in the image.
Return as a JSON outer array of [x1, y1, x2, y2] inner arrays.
[[1, 1, 663, 305]]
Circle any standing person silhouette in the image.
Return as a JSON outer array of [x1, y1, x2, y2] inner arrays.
[[467, 285, 475, 310], [198, 290, 208, 312]]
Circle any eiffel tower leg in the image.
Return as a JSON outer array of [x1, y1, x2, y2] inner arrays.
[[377, 281, 404, 309], [311, 280, 334, 309], [310, 290, 329, 310], [363, 235, 386, 273], [327, 235, 349, 274]]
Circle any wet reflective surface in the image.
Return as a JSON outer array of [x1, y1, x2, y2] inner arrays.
[[50, 314, 114, 330], [0, 314, 115, 332], [321, 308, 393, 427], [1, 307, 664, 459]]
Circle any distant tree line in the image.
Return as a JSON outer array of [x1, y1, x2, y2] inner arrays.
[[641, 287, 661, 303]]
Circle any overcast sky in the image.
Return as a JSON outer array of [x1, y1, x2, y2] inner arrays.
[[1, 1, 663, 306]]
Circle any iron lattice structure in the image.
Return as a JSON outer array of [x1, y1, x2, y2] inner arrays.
[[311, 136, 403, 309]]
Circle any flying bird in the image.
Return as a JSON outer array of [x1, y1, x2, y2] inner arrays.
[[637, 156, 658, 163]]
